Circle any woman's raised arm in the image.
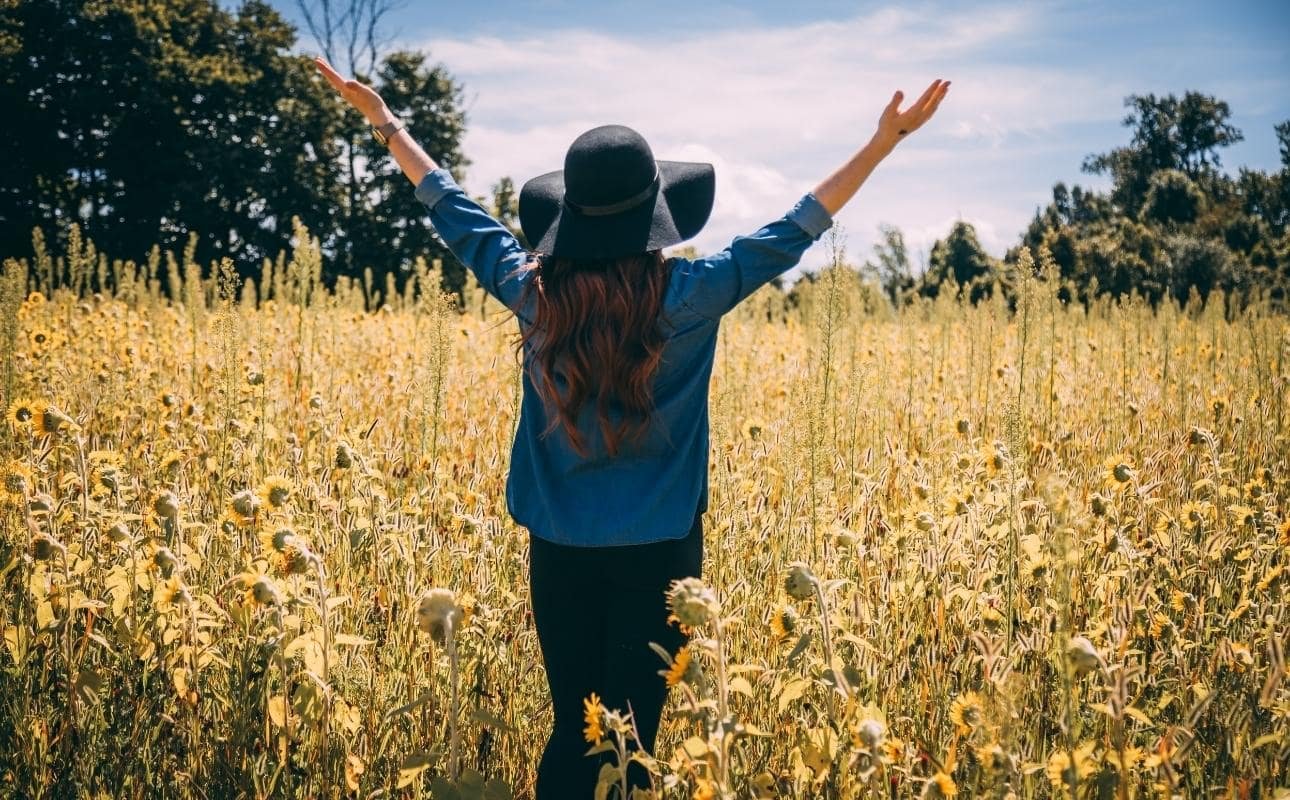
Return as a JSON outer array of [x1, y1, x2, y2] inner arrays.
[[812, 78, 951, 215], [313, 57, 533, 316], [314, 57, 438, 186]]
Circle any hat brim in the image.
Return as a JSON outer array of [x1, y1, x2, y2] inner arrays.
[[518, 160, 715, 261]]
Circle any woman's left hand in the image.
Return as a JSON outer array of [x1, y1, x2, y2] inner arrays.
[[314, 56, 394, 125]]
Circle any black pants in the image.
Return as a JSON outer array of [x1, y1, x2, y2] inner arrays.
[[528, 508, 703, 799]]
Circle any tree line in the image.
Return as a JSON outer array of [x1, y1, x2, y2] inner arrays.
[[3, 1, 1288, 309], [0, 0, 494, 296], [838, 93, 1290, 310]]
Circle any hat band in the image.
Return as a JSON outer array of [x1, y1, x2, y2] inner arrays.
[[564, 170, 660, 217]]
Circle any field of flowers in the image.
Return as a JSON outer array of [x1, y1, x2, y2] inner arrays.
[[1, 222, 1287, 799]]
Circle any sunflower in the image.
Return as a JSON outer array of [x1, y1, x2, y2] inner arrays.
[[6, 397, 37, 430], [976, 742, 1016, 775], [949, 691, 984, 733], [259, 475, 293, 511], [1148, 612, 1175, 641], [850, 717, 886, 750], [34, 403, 79, 437], [156, 575, 193, 610], [88, 450, 124, 495], [882, 736, 906, 764], [27, 326, 56, 351], [207, 513, 238, 540], [1278, 518, 1290, 548], [942, 491, 972, 516], [1256, 564, 1285, 594], [1228, 504, 1256, 528], [237, 564, 282, 607], [981, 442, 1005, 477], [1170, 589, 1196, 615], [582, 692, 605, 744], [1179, 501, 1212, 529], [1, 460, 33, 504], [258, 527, 313, 576], [1103, 454, 1136, 488], [1046, 741, 1098, 791], [663, 646, 692, 688], [925, 771, 958, 798], [227, 489, 262, 526], [769, 605, 799, 640], [1221, 593, 1250, 624], [159, 450, 184, 478]]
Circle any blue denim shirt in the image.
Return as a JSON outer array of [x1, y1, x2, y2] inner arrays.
[[414, 168, 833, 546]]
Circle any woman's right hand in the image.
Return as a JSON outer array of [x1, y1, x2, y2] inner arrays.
[[314, 56, 394, 126], [876, 79, 950, 146]]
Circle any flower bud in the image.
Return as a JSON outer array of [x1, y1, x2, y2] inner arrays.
[[667, 577, 720, 627], [784, 563, 817, 601]]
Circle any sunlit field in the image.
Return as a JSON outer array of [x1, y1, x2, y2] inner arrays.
[[1, 223, 1287, 799]]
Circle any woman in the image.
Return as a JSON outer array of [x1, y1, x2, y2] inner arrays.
[[316, 56, 948, 797]]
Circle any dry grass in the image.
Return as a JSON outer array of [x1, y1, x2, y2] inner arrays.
[[0, 225, 1286, 799]]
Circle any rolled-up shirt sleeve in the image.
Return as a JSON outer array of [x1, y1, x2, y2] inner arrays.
[[414, 168, 533, 316], [670, 192, 834, 321]]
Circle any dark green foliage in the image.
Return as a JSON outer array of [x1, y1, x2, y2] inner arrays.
[[964, 92, 1290, 309], [1139, 169, 1206, 227], [917, 221, 997, 302], [0, 0, 469, 295]]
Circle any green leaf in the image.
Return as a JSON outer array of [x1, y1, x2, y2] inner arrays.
[[429, 775, 461, 799], [786, 632, 813, 667], [470, 708, 517, 734], [333, 633, 373, 646], [779, 677, 810, 713], [681, 736, 709, 758], [728, 676, 754, 696], [397, 752, 433, 789], [583, 740, 616, 757], [483, 777, 512, 800]]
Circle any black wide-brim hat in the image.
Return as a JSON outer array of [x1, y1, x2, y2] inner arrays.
[[519, 124, 715, 261]]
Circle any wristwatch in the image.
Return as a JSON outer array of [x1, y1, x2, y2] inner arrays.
[[371, 119, 405, 147]]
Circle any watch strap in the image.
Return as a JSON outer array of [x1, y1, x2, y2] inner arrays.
[[373, 119, 405, 146]]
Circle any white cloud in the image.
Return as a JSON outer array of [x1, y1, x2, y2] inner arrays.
[[407, 2, 1135, 273]]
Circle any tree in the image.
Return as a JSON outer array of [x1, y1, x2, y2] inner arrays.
[[1139, 169, 1206, 228], [0, 0, 346, 281], [1082, 91, 1243, 217], [917, 221, 996, 301], [863, 223, 914, 305]]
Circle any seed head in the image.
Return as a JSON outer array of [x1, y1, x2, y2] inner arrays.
[[784, 562, 817, 601], [416, 587, 463, 643], [1066, 636, 1102, 675], [334, 442, 355, 470], [228, 489, 261, 522], [667, 576, 720, 627], [245, 575, 282, 607], [152, 546, 179, 577], [854, 717, 886, 750], [30, 533, 63, 561]]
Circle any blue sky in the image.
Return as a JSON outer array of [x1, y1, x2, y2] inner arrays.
[[268, 0, 1290, 274]]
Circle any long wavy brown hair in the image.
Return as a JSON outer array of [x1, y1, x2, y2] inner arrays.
[[508, 250, 672, 458]]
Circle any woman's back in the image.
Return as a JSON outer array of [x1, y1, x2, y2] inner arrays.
[[502, 194, 833, 546]]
